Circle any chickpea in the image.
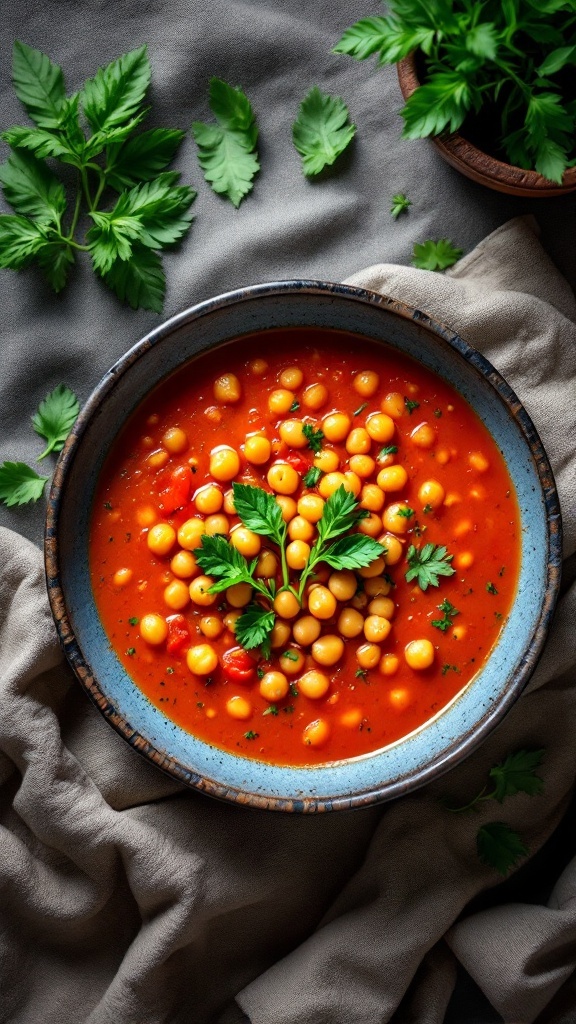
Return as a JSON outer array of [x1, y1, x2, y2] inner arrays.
[[205, 514, 229, 536], [322, 412, 352, 443], [224, 610, 241, 633], [314, 448, 340, 473], [302, 718, 331, 747], [308, 586, 337, 620], [288, 515, 315, 542], [337, 607, 364, 638], [340, 708, 363, 729], [381, 392, 405, 419], [169, 550, 197, 580], [366, 412, 395, 443], [454, 518, 473, 537], [273, 590, 301, 619], [254, 549, 278, 578], [318, 472, 347, 499], [382, 503, 412, 534], [280, 366, 304, 390], [358, 512, 383, 538], [358, 555, 385, 578], [204, 406, 222, 425], [418, 479, 445, 510], [380, 653, 400, 676], [436, 448, 451, 466], [297, 493, 325, 523], [351, 591, 368, 611], [113, 567, 132, 588], [405, 638, 435, 670], [140, 613, 168, 646], [147, 449, 169, 470], [367, 596, 395, 619], [286, 540, 311, 570], [299, 670, 330, 699], [223, 488, 236, 515], [268, 389, 296, 415], [136, 505, 157, 528], [444, 492, 462, 507], [213, 373, 242, 404], [469, 451, 489, 473], [199, 615, 224, 639], [364, 576, 391, 598], [452, 625, 467, 640], [292, 615, 322, 646], [376, 464, 408, 492], [346, 427, 371, 455], [344, 472, 362, 497], [455, 551, 474, 570], [147, 523, 177, 557], [356, 643, 381, 669], [162, 427, 188, 454], [231, 526, 261, 557], [194, 484, 223, 515], [353, 370, 380, 397], [279, 419, 308, 449], [349, 454, 376, 478], [250, 358, 268, 376], [141, 435, 154, 450], [209, 445, 240, 482], [267, 463, 299, 495], [302, 383, 328, 410], [360, 484, 385, 513], [270, 619, 291, 648], [364, 615, 392, 643], [328, 569, 357, 601], [226, 695, 253, 720], [312, 634, 344, 666], [381, 533, 404, 565], [259, 670, 290, 702], [164, 579, 190, 611], [189, 575, 217, 607], [410, 422, 435, 449], [278, 649, 306, 676], [226, 582, 252, 608], [276, 495, 298, 522], [389, 688, 411, 710], [244, 433, 272, 465]]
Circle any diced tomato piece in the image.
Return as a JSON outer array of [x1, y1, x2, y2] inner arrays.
[[159, 465, 192, 513], [166, 614, 190, 655], [285, 452, 310, 474], [221, 646, 257, 683]]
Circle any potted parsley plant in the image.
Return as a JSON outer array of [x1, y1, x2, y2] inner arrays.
[[334, 0, 576, 197]]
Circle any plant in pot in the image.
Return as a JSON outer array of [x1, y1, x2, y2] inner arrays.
[[334, 0, 576, 197]]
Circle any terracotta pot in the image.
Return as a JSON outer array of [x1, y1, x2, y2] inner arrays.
[[397, 52, 576, 198]]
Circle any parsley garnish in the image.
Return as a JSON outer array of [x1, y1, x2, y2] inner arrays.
[[486, 581, 498, 595], [302, 423, 324, 453], [289, 683, 299, 697], [441, 663, 459, 676], [377, 444, 398, 460], [166, 667, 174, 675], [262, 705, 279, 716], [282, 650, 299, 662], [290, 399, 300, 412], [431, 598, 460, 632], [126, 647, 136, 656], [422, 503, 433, 515], [445, 749, 544, 813], [353, 401, 368, 416], [257, 666, 265, 680], [477, 823, 529, 877], [405, 543, 455, 591], [191, 77, 260, 208], [31, 384, 79, 459], [397, 506, 414, 519], [355, 667, 367, 679], [303, 466, 323, 488], [434, 408, 442, 418], [412, 239, 463, 272], [292, 86, 356, 176], [0, 462, 50, 507], [244, 730, 259, 740], [128, 617, 139, 626], [0, 42, 194, 311], [404, 397, 420, 414], [390, 192, 411, 219], [104, 501, 112, 510]]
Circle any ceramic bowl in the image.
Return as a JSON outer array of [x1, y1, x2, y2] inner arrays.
[[45, 282, 562, 811]]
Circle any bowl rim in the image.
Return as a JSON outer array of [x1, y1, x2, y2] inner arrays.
[[45, 280, 563, 811]]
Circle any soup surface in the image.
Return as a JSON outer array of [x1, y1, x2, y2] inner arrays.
[[90, 328, 520, 766]]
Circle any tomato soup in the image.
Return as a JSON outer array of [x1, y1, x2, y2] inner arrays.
[[89, 329, 520, 766]]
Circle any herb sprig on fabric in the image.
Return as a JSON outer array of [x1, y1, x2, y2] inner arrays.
[[412, 239, 463, 272], [292, 87, 356, 176], [192, 77, 260, 208], [0, 42, 195, 311], [195, 482, 383, 655]]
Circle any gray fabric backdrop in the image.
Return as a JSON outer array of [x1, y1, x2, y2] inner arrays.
[[1, 3, 576, 1022]]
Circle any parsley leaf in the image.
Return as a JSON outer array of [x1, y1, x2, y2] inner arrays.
[[477, 822, 529, 876], [192, 78, 259, 207], [405, 543, 455, 591], [0, 149, 66, 222], [0, 461, 50, 506], [244, 730, 259, 740], [102, 245, 165, 313], [0, 216, 50, 270], [489, 749, 545, 803], [292, 87, 356, 176], [0, 125, 73, 162], [333, 16, 392, 61], [235, 604, 275, 658], [232, 482, 285, 546], [322, 534, 385, 571], [404, 398, 419, 414], [390, 193, 411, 219], [378, 444, 398, 460], [402, 73, 471, 139], [36, 242, 75, 293], [486, 581, 498, 595], [397, 506, 414, 519], [105, 127, 186, 192], [431, 598, 460, 632], [31, 384, 80, 459], [412, 239, 463, 271], [263, 705, 278, 716], [316, 485, 366, 544], [80, 45, 151, 132], [303, 466, 323, 488], [12, 41, 66, 130], [302, 423, 324, 454], [195, 534, 254, 592]]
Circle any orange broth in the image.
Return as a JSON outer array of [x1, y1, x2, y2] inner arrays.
[[89, 328, 520, 765]]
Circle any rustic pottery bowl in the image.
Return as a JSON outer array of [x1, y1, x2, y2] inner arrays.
[[45, 282, 561, 811], [397, 53, 576, 198]]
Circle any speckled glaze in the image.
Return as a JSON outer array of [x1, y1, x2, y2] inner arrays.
[[397, 54, 576, 198], [45, 282, 562, 812]]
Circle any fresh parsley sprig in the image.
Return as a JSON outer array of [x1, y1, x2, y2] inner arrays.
[[412, 239, 463, 271], [0, 462, 51, 507], [390, 192, 411, 219], [192, 78, 260, 208], [0, 42, 194, 311], [292, 87, 356, 176], [405, 543, 455, 591], [431, 598, 459, 632]]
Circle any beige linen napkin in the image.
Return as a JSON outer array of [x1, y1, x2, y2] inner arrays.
[[1, 216, 575, 1024]]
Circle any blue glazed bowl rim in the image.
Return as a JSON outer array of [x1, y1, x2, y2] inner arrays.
[[44, 280, 563, 811]]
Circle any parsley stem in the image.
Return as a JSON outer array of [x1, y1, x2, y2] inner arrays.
[[80, 166, 95, 212], [444, 784, 493, 814], [52, 233, 89, 252], [67, 189, 82, 241]]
